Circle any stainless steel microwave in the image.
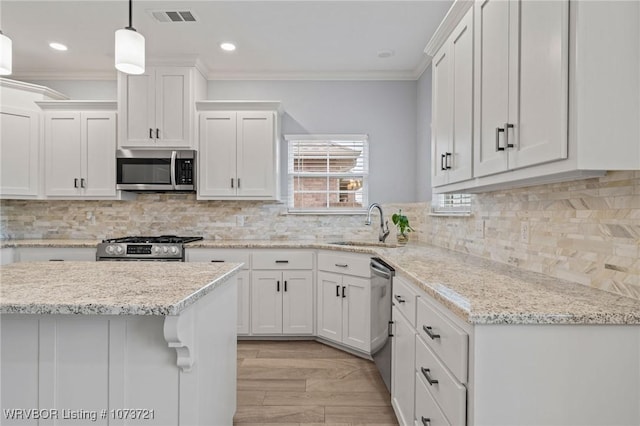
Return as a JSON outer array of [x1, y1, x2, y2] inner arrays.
[[116, 150, 196, 191]]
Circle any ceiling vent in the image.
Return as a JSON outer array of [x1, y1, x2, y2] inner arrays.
[[149, 10, 197, 23]]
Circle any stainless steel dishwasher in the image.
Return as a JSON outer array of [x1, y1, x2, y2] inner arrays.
[[370, 257, 395, 392]]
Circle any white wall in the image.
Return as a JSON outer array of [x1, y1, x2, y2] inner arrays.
[[416, 65, 433, 202], [208, 80, 418, 203], [27, 80, 117, 100]]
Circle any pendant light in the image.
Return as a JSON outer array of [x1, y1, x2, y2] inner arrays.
[[115, 0, 145, 74], [0, 30, 12, 76]]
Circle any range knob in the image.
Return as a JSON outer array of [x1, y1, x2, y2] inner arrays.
[[170, 246, 179, 255], [153, 245, 161, 255], [105, 245, 115, 254], [115, 245, 124, 255], [162, 246, 169, 254]]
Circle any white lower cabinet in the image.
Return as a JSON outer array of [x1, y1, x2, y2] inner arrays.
[[391, 305, 416, 426]]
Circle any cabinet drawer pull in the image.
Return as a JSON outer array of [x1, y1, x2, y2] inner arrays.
[[210, 260, 225, 263], [335, 263, 348, 268], [277, 280, 280, 292], [49, 259, 64, 262], [421, 416, 431, 426], [336, 285, 340, 297], [156, 128, 160, 139], [445, 152, 452, 169], [275, 260, 289, 264], [440, 153, 446, 171], [394, 295, 406, 304], [422, 325, 441, 340], [504, 122, 514, 149], [342, 286, 346, 298], [496, 126, 505, 151], [421, 367, 439, 386]]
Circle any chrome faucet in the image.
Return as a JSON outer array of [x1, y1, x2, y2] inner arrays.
[[365, 203, 390, 243]]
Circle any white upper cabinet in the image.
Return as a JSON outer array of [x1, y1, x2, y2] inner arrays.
[[40, 102, 117, 198], [428, 0, 639, 193], [474, 0, 568, 178], [0, 79, 67, 199], [197, 102, 281, 200], [431, 7, 474, 187], [118, 67, 206, 149]]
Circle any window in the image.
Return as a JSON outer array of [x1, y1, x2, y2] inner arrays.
[[286, 134, 369, 213], [431, 193, 472, 215]]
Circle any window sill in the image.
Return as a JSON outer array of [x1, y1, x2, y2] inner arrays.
[[429, 211, 473, 218]]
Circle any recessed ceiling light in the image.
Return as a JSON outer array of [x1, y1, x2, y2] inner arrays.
[[220, 42, 236, 52], [377, 49, 395, 59], [49, 42, 68, 51]]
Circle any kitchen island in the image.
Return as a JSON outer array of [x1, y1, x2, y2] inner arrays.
[[0, 261, 242, 426]]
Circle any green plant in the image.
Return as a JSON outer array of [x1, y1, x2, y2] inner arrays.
[[391, 209, 415, 236]]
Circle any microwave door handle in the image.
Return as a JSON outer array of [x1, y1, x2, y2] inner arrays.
[[170, 151, 177, 189]]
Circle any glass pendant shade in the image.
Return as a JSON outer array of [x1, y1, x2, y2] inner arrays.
[[0, 32, 12, 76], [115, 28, 145, 75]]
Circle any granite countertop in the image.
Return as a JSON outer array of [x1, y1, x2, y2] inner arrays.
[[0, 261, 243, 315], [2, 239, 640, 325]]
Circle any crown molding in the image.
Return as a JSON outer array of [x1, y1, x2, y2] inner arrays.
[[204, 69, 421, 81], [424, 0, 473, 57], [0, 78, 69, 99], [9, 71, 117, 81]]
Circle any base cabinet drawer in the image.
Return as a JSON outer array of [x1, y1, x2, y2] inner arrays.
[[318, 251, 370, 277], [186, 249, 251, 269], [252, 250, 313, 270], [393, 275, 419, 327], [416, 297, 468, 383], [415, 335, 466, 426], [415, 372, 451, 426]]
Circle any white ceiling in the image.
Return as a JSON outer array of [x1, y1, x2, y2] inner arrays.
[[2, 0, 453, 81]]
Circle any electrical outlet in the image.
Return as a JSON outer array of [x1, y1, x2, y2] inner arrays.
[[520, 222, 530, 243], [476, 220, 485, 238], [236, 215, 245, 227]]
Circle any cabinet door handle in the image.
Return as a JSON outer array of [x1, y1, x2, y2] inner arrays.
[[74, 178, 79, 188], [440, 153, 446, 171], [275, 260, 289, 264], [231, 178, 234, 188], [504, 122, 514, 149], [277, 280, 280, 292], [149, 128, 153, 139], [420, 367, 439, 386], [156, 128, 160, 139], [421, 416, 431, 426], [496, 126, 505, 151], [80, 178, 86, 188], [335, 263, 348, 268], [394, 294, 406, 304], [445, 152, 452, 170], [336, 285, 340, 297], [237, 178, 241, 188], [341, 286, 346, 298], [284, 281, 288, 292], [422, 325, 441, 340]]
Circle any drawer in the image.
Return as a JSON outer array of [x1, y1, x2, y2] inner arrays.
[[416, 297, 468, 383], [16, 247, 97, 262], [318, 251, 370, 277], [186, 249, 250, 270], [414, 372, 452, 426], [252, 250, 313, 270], [393, 275, 419, 327], [415, 335, 466, 426]]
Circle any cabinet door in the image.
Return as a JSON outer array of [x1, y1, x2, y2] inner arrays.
[[199, 112, 238, 197], [154, 67, 191, 148], [508, 0, 568, 170], [391, 307, 416, 426], [474, 0, 510, 178], [0, 107, 39, 197], [82, 112, 116, 197], [251, 271, 282, 335], [119, 71, 155, 147], [448, 9, 474, 184], [45, 112, 82, 196], [236, 112, 275, 197], [317, 271, 343, 343], [342, 275, 371, 352], [431, 45, 451, 188], [282, 271, 314, 335], [236, 270, 251, 335]]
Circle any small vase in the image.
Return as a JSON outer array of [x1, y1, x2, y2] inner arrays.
[[396, 232, 409, 245]]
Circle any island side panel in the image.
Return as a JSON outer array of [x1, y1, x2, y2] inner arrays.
[[471, 324, 640, 426], [0, 275, 239, 426]]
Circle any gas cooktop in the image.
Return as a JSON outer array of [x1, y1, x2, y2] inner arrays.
[[96, 235, 203, 261]]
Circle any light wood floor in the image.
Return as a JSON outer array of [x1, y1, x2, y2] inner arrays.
[[234, 340, 399, 426]]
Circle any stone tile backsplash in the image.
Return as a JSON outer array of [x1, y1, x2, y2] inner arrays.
[[1, 171, 638, 300]]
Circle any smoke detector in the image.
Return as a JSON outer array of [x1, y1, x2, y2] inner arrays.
[[148, 10, 197, 23]]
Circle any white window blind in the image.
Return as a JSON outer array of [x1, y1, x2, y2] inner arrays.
[[432, 193, 472, 214], [285, 134, 369, 213]]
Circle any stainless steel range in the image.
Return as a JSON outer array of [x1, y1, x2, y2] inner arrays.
[[96, 236, 203, 261]]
